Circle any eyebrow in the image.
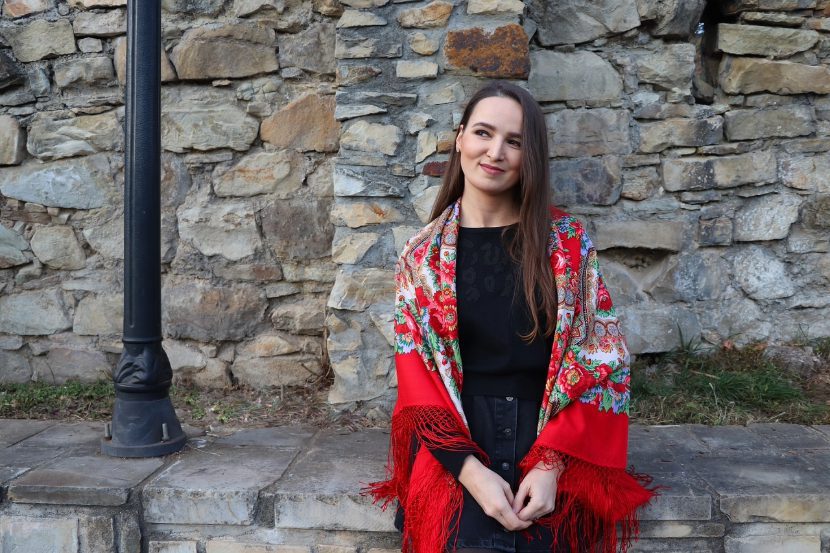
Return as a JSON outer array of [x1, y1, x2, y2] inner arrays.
[[470, 121, 522, 139]]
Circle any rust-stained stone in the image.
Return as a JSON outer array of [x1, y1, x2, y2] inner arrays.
[[443, 24, 529, 79], [423, 161, 447, 176]]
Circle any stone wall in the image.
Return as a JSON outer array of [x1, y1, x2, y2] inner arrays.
[[0, 0, 342, 389], [1, 1, 830, 406], [327, 0, 830, 405]]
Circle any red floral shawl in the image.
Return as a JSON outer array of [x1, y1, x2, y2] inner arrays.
[[367, 199, 655, 553]]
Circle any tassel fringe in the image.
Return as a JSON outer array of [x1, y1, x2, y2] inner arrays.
[[520, 445, 657, 553]]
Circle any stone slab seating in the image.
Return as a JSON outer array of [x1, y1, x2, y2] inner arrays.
[[2, 419, 830, 552]]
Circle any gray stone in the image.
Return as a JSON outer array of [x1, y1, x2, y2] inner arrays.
[[72, 8, 126, 37], [701, 297, 772, 345], [261, 198, 334, 260], [0, 222, 28, 269], [79, 517, 116, 553], [170, 22, 279, 80], [0, 50, 24, 90], [270, 297, 327, 334], [337, 8, 387, 27], [331, 230, 380, 264], [15, 421, 102, 449], [638, 117, 723, 153], [694, 453, 830, 522], [162, 0, 223, 14], [327, 268, 394, 311], [787, 227, 829, 253], [723, 0, 816, 12], [732, 246, 795, 299], [53, 56, 115, 88], [717, 23, 818, 58], [213, 149, 304, 198], [724, 535, 820, 553], [0, 419, 52, 446], [8, 455, 163, 505], [335, 34, 403, 59], [802, 195, 830, 229], [0, 114, 26, 165], [279, 20, 336, 74], [41, 346, 111, 384], [0, 152, 117, 209], [528, 51, 622, 102], [720, 56, 830, 95], [215, 425, 316, 447], [0, 516, 78, 553], [273, 428, 395, 531], [593, 219, 684, 251], [334, 104, 387, 121], [637, 473, 712, 521], [528, 0, 640, 46], [150, 542, 198, 553], [163, 277, 265, 341], [341, 121, 402, 156], [27, 110, 122, 161], [82, 215, 123, 260], [780, 153, 830, 192], [548, 108, 631, 157], [621, 166, 659, 200], [646, 0, 706, 37], [748, 423, 830, 450], [725, 105, 815, 141], [551, 157, 622, 206], [77, 37, 103, 53], [0, 19, 76, 62], [0, 350, 32, 383], [177, 198, 261, 261], [637, 43, 696, 93], [73, 293, 122, 336], [617, 303, 701, 353], [649, 251, 727, 302], [0, 289, 72, 335], [162, 87, 259, 152], [734, 192, 801, 241], [143, 445, 298, 524], [741, 11, 805, 26], [30, 225, 86, 270], [231, 352, 323, 388], [662, 150, 777, 191]]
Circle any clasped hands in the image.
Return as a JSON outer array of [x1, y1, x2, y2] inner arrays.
[[457, 455, 561, 532]]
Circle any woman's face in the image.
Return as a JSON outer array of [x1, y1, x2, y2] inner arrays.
[[455, 95, 523, 200]]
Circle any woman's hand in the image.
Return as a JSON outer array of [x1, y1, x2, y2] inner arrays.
[[457, 455, 532, 532], [511, 460, 561, 522]]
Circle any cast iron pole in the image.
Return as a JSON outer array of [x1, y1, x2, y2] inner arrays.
[[101, 0, 186, 457]]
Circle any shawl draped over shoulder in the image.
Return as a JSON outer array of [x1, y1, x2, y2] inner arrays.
[[366, 199, 655, 553]]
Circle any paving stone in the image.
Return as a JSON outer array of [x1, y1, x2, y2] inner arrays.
[[724, 534, 820, 553], [213, 425, 317, 448], [638, 471, 713, 521], [143, 445, 298, 525], [628, 539, 720, 552], [689, 425, 771, 452], [149, 542, 198, 553], [0, 516, 78, 552], [15, 421, 103, 449], [747, 423, 830, 451], [273, 428, 395, 531], [206, 542, 311, 553], [0, 419, 53, 446], [694, 453, 830, 522], [0, 444, 66, 469], [638, 521, 725, 538], [8, 455, 163, 506]]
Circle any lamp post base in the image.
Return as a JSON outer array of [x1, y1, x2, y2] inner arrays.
[[101, 393, 187, 457]]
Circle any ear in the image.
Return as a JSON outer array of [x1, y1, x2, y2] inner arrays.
[[455, 124, 464, 152]]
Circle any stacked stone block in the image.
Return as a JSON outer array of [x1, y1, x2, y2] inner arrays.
[[1, 1, 830, 405], [0, 0, 342, 389], [328, 0, 830, 405]]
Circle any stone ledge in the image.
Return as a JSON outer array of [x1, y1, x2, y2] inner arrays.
[[2, 420, 830, 552]]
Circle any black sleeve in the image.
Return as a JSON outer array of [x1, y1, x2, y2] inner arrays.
[[426, 446, 476, 479]]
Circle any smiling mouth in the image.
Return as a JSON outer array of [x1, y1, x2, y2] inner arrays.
[[480, 163, 505, 174]]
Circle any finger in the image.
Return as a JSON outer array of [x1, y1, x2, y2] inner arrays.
[[499, 507, 532, 531], [512, 481, 530, 513], [517, 498, 545, 522], [500, 479, 515, 504]]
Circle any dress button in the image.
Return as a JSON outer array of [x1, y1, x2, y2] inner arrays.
[[501, 462, 510, 471], [505, 396, 514, 401], [503, 428, 512, 437]]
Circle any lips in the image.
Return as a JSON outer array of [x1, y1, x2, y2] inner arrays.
[[480, 163, 505, 175]]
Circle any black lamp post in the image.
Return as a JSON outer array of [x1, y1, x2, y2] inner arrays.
[[101, 0, 186, 457]]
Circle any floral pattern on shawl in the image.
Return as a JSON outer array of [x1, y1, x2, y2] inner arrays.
[[395, 198, 631, 435]]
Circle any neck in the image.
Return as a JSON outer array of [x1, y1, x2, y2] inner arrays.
[[458, 191, 519, 228]]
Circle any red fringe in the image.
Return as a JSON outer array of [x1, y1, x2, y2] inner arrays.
[[363, 406, 487, 553], [519, 445, 657, 553]]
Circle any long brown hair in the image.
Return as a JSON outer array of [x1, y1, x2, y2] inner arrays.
[[429, 81, 557, 341]]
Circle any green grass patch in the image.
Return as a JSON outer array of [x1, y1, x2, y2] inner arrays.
[[0, 380, 114, 420], [630, 337, 830, 425]]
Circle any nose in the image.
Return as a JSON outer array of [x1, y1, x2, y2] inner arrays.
[[487, 139, 505, 160]]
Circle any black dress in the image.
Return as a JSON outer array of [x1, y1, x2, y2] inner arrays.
[[395, 224, 566, 553]]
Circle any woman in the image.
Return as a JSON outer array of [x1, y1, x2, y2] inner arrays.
[[367, 81, 654, 553]]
